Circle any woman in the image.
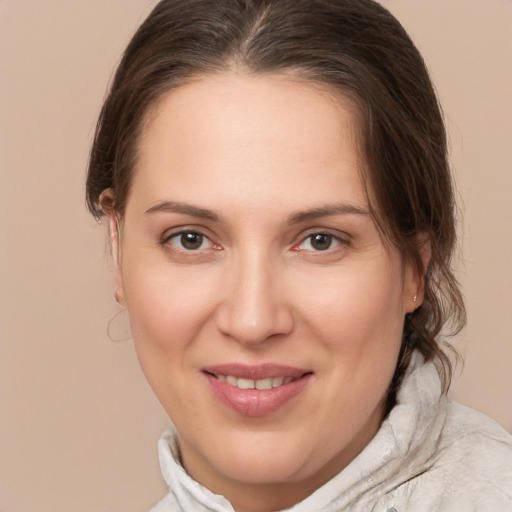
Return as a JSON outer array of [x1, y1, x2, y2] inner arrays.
[[86, 1, 512, 510]]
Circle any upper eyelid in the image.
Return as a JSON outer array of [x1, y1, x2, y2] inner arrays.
[[164, 230, 209, 241], [161, 226, 215, 242], [297, 227, 351, 241], [292, 228, 352, 251], [299, 233, 345, 245]]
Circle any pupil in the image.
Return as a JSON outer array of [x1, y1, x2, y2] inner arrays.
[[181, 232, 203, 250], [311, 234, 331, 251]]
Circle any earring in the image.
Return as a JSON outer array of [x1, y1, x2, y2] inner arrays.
[[107, 308, 132, 342], [412, 294, 417, 303], [114, 291, 122, 304]]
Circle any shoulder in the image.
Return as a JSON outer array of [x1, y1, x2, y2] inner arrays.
[[147, 492, 178, 512], [440, 400, 512, 466], [404, 401, 512, 509]]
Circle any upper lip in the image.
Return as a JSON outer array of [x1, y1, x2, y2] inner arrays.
[[202, 363, 311, 380]]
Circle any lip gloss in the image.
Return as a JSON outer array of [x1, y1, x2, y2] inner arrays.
[[202, 364, 313, 417]]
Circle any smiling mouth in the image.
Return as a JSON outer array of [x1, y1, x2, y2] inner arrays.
[[202, 364, 313, 416], [205, 373, 305, 390]]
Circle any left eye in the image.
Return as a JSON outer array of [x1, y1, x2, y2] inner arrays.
[[166, 231, 213, 251], [298, 233, 341, 251]]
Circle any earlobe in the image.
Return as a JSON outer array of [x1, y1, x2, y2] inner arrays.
[[404, 274, 422, 313], [114, 290, 125, 307], [405, 234, 431, 313], [99, 189, 126, 307]]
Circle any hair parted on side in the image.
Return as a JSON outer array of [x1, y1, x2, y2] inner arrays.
[[86, 0, 466, 404]]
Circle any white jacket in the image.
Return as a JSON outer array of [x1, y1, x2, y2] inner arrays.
[[149, 355, 512, 511]]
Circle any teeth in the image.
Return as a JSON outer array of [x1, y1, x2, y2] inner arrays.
[[215, 374, 296, 389], [256, 378, 273, 390], [237, 378, 255, 390], [226, 375, 238, 386], [272, 376, 284, 387]]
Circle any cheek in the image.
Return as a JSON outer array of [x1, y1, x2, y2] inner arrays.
[[121, 258, 219, 361], [296, 259, 405, 352], [120, 263, 220, 417]]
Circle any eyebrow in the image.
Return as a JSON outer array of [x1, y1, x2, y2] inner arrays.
[[287, 203, 369, 224], [145, 201, 220, 221], [145, 200, 368, 224]]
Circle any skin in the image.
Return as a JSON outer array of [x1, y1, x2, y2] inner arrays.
[[105, 73, 422, 512]]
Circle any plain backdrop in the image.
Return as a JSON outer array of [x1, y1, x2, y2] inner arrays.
[[0, 1, 511, 511]]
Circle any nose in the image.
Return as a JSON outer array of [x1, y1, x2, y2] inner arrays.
[[215, 250, 294, 346]]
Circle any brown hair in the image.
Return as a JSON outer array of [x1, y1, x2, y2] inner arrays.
[[86, 0, 465, 402]]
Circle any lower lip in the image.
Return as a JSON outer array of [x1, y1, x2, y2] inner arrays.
[[204, 373, 312, 417]]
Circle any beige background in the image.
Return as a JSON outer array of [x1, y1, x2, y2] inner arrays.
[[0, 1, 510, 511]]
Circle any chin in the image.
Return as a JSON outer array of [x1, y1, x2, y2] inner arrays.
[[198, 429, 327, 485]]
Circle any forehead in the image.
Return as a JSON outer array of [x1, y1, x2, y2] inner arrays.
[[130, 72, 368, 214]]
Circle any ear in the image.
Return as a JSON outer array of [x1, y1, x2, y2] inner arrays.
[[403, 234, 431, 313], [99, 189, 126, 308]]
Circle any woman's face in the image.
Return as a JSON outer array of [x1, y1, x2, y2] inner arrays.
[[114, 73, 419, 507]]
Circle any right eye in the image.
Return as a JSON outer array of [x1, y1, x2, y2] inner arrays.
[[164, 231, 214, 251]]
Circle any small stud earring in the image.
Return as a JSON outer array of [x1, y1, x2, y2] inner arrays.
[[413, 294, 417, 303]]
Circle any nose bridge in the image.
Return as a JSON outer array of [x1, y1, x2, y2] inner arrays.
[[216, 243, 292, 345]]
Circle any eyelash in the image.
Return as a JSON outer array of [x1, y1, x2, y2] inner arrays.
[[161, 230, 218, 253], [293, 231, 349, 253], [161, 228, 350, 255]]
